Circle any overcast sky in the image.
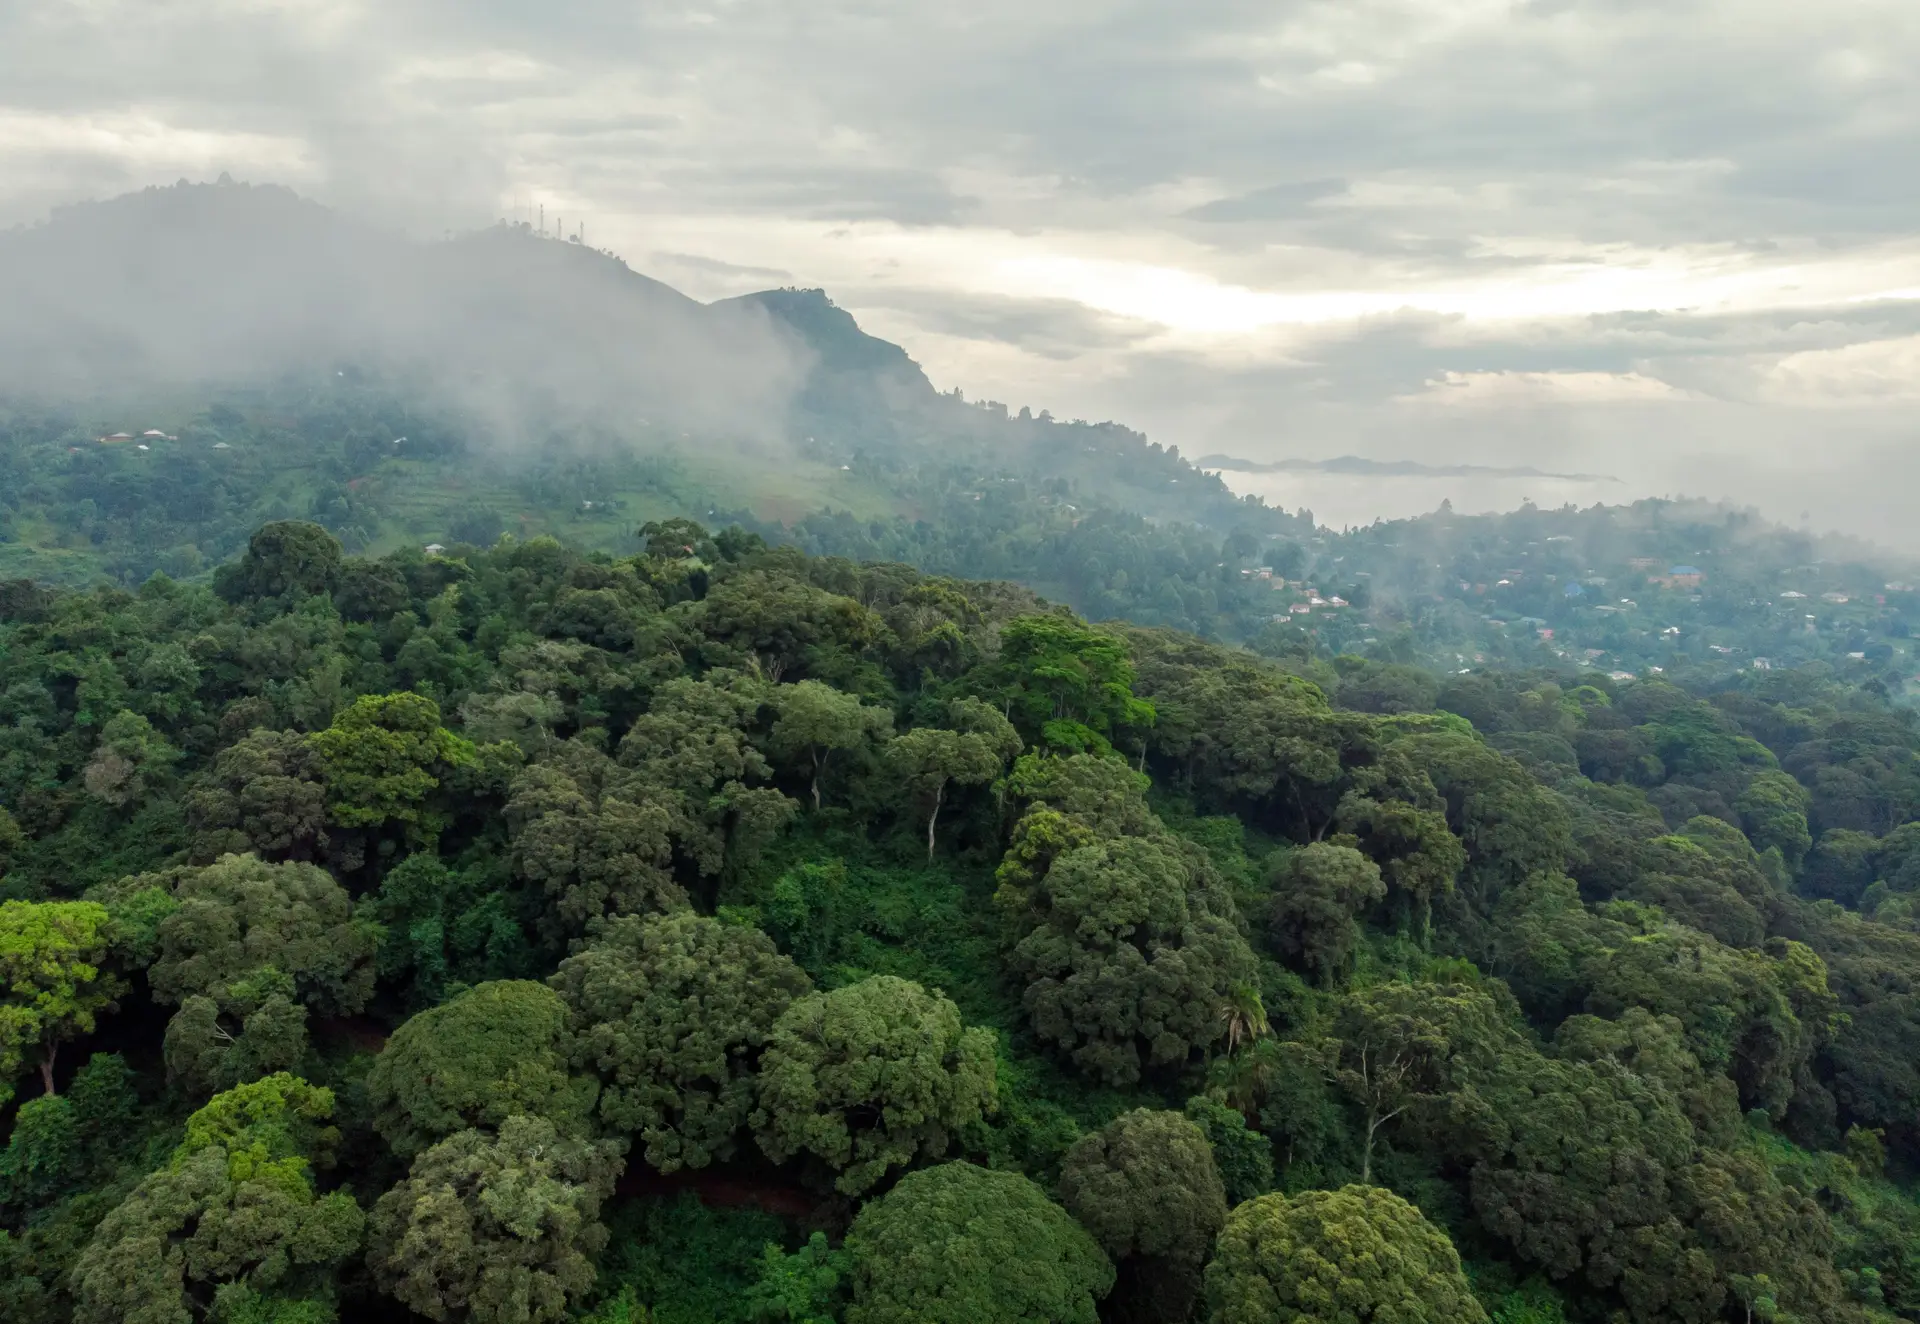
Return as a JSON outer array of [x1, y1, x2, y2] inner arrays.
[[4, 1, 1919, 538]]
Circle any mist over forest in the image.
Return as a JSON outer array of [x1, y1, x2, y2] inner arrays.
[[5, 171, 1920, 1324]]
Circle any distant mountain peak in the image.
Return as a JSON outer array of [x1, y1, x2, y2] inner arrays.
[[723, 287, 930, 388]]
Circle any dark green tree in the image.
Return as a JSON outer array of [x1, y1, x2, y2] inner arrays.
[[752, 976, 997, 1195], [366, 981, 591, 1157], [844, 1162, 1113, 1324], [552, 911, 811, 1173], [366, 1115, 624, 1324], [1059, 1108, 1225, 1322], [1267, 843, 1386, 985]]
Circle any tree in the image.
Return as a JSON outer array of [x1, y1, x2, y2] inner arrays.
[[506, 740, 685, 934], [0, 900, 121, 1099], [752, 976, 997, 1195], [991, 615, 1155, 752], [1320, 981, 1516, 1182], [1267, 843, 1386, 985], [1185, 1095, 1275, 1207], [618, 671, 796, 884], [844, 1162, 1113, 1324], [1059, 1109, 1225, 1323], [306, 691, 477, 838], [1737, 771, 1814, 874], [218, 521, 343, 602], [1008, 833, 1258, 1086], [82, 711, 179, 809], [146, 855, 379, 1094], [884, 698, 1021, 859], [68, 1074, 364, 1324], [164, 969, 310, 1096], [1203, 1186, 1485, 1324], [768, 680, 892, 812], [0, 805, 21, 877], [187, 728, 329, 862], [366, 1115, 624, 1324], [551, 911, 811, 1173], [148, 855, 378, 1014], [367, 981, 590, 1158]]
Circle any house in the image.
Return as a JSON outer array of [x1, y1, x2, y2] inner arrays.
[[1628, 557, 1660, 570], [1654, 565, 1704, 588], [1327, 595, 1348, 608], [424, 544, 446, 555], [1752, 658, 1772, 670], [1781, 591, 1806, 600], [1822, 591, 1850, 604], [99, 432, 133, 443], [1288, 603, 1311, 615], [142, 430, 166, 438], [1563, 582, 1585, 599]]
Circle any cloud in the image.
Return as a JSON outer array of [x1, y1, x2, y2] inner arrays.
[[1762, 333, 1920, 406], [5, 0, 1920, 540]]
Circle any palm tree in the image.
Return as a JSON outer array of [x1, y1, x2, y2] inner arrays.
[[1219, 982, 1270, 1058]]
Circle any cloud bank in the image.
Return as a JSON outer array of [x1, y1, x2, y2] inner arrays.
[[3, 0, 1919, 539]]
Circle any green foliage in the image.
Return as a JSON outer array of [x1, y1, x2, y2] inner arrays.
[[1185, 1095, 1276, 1208], [146, 855, 377, 1094], [592, 1194, 789, 1324], [366, 1115, 623, 1324], [1015, 831, 1257, 1084], [1060, 1108, 1225, 1323], [752, 976, 997, 1195], [1204, 1185, 1486, 1324], [1266, 842, 1385, 985], [69, 1074, 363, 1324], [366, 980, 590, 1157], [744, 1232, 850, 1324], [768, 680, 892, 812], [362, 852, 537, 1010], [6, 509, 1920, 1324], [553, 911, 811, 1172], [0, 899, 122, 1101], [991, 615, 1156, 753], [0, 1095, 80, 1210], [844, 1162, 1113, 1324], [220, 522, 344, 603], [307, 691, 477, 835]]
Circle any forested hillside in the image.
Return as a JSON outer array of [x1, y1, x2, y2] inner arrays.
[[3, 518, 1920, 1324]]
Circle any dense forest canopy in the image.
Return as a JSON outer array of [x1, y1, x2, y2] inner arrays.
[[2, 516, 1920, 1324]]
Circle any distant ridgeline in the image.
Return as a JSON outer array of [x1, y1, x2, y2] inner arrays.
[[0, 179, 1915, 695], [0, 519, 1918, 1322]]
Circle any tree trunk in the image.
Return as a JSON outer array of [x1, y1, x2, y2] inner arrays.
[[39, 1042, 57, 1097], [810, 749, 824, 812], [1362, 1109, 1377, 1183], [926, 781, 945, 861]]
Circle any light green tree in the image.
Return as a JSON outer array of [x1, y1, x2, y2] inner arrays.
[[768, 680, 892, 812], [1203, 1186, 1485, 1324], [0, 900, 122, 1100], [68, 1074, 364, 1324], [884, 698, 1021, 859]]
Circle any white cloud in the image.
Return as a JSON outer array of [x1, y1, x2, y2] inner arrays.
[[1405, 370, 1690, 407], [1763, 333, 1920, 405]]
